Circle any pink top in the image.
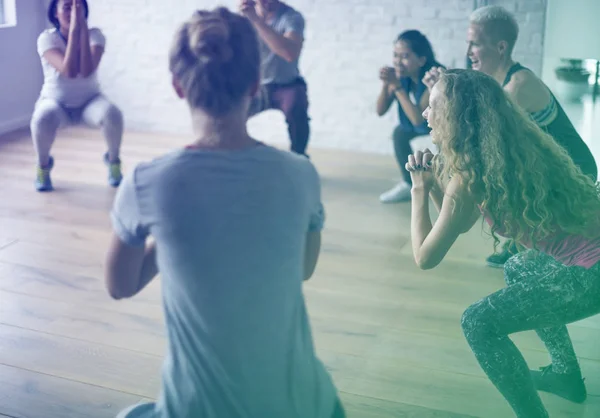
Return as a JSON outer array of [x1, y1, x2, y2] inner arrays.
[[480, 209, 600, 269]]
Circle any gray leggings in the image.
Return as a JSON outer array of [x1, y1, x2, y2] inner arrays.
[[461, 249, 600, 417], [30, 95, 123, 166]]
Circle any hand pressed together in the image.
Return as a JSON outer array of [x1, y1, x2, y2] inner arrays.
[[406, 148, 436, 191]]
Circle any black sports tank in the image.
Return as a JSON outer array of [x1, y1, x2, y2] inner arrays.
[[503, 63, 597, 181]]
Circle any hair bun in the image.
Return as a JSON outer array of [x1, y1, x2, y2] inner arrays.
[[187, 14, 233, 64]]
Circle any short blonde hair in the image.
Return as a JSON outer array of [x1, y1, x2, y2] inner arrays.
[[469, 5, 519, 53]]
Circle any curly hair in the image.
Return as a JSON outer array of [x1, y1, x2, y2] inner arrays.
[[431, 69, 600, 249]]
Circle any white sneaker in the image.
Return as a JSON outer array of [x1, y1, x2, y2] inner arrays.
[[379, 182, 411, 203]]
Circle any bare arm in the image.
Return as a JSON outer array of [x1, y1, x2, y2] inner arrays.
[[376, 84, 394, 116], [255, 23, 303, 63], [393, 87, 429, 126], [43, 1, 83, 78], [43, 29, 81, 78], [79, 25, 104, 77], [240, 1, 304, 63], [304, 231, 321, 280], [411, 177, 481, 270], [105, 235, 158, 300], [429, 177, 445, 213], [504, 71, 553, 114]]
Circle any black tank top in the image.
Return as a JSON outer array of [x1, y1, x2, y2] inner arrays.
[[503, 63, 597, 181]]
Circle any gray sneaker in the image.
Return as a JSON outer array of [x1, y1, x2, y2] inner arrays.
[[380, 182, 411, 203]]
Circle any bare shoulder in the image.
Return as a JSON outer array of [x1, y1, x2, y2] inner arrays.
[[504, 70, 552, 113], [445, 176, 470, 199], [443, 175, 482, 232]]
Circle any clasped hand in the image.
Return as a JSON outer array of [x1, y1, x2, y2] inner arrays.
[[406, 148, 436, 191], [69, 0, 87, 33], [239, 0, 260, 21], [422, 66, 444, 91]]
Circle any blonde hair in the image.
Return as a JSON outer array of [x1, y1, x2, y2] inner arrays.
[[432, 69, 600, 248], [169, 8, 260, 116], [469, 5, 519, 53]]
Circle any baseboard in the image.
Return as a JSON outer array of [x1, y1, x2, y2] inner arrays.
[[0, 115, 31, 137]]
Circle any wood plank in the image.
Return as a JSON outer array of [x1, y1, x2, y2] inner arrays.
[[0, 323, 162, 398], [0, 364, 143, 418], [338, 392, 478, 418], [1, 128, 600, 418]]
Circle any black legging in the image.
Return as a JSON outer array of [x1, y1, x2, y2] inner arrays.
[[392, 126, 422, 185], [462, 250, 600, 417]]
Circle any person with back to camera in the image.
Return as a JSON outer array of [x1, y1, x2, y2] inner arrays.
[[409, 69, 600, 417], [423, 5, 598, 268], [238, 0, 311, 157], [105, 7, 345, 418], [31, 0, 124, 192], [377, 30, 445, 203]]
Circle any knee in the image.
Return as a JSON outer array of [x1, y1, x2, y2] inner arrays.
[[503, 256, 519, 286], [31, 105, 61, 132], [281, 91, 308, 121], [392, 126, 413, 144], [283, 103, 308, 123], [103, 104, 124, 127], [392, 125, 403, 141], [461, 300, 492, 343]]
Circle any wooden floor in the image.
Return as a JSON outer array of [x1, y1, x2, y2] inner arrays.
[[1, 127, 599, 418]]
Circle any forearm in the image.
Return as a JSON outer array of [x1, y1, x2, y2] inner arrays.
[[135, 242, 159, 294], [394, 89, 425, 126], [64, 30, 81, 77], [411, 187, 433, 266], [79, 26, 94, 77], [252, 19, 300, 62], [376, 85, 393, 116], [429, 182, 444, 213], [304, 231, 321, 281]]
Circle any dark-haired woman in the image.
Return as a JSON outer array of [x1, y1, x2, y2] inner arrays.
[[31, 0, 123, 191], [106, 6, 344, 418], [377, 30, 445, 203]]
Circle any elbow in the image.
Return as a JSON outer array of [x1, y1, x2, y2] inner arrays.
[[107, 286, 126, 300], [416, 259, 438, 271], [409, 116, 425, 127], [414, 253, 440, 270], [303, 266, 316, 281], [106, 276, 134, 300], [63, 69, 79, 78], [80, 65, 98, 78], [283, 53, 297, 63], [281, 47, 300, 63]]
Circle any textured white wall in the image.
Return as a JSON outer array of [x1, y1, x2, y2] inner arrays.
[[87, 0, 547, 154], [0, 0, 47, 135]]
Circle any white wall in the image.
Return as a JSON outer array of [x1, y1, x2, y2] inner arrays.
[[541, 0, 600, 89], [88, 0, 545, 153], [0, 0, 47, 135]]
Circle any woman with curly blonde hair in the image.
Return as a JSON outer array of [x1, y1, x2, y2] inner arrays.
[[425, 5, 597, 269], [408, 68, 600, 417]]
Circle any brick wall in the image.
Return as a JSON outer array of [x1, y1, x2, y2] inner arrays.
[[88, 0, 547, 154]]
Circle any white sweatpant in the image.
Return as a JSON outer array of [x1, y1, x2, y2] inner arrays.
[[30, 94, 123, 167]]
